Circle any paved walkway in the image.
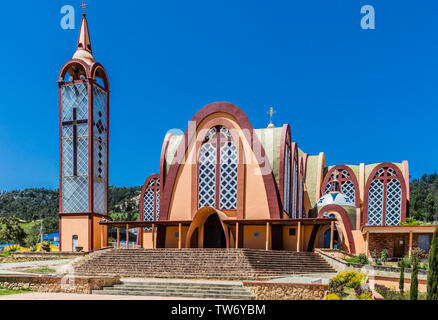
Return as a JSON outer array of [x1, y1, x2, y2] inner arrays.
[[0, 259, 72, 271], [0, 292, 207, 300]]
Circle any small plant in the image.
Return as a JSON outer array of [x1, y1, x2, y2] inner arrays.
[[42, 242, 51, 252], [427, 227, 438, 300], [372, 251, 381, 265], [398, 259, 405, 295], [400, 218, 421, 226], [358, 253, 369, 265], [381, 249, 388, 265], [75, 246, 83, 252], [411, 247, 428, 260], [324, 293, 341, 300], [355, 292, 373, 300], [410, 257, 419, 300]]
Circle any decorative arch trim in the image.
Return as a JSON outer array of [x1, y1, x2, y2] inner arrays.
[[58, 59, 91, 80], [90, 63, 110, 90], [363, 162, 407, 227], [159, 102, 282, 221], [159, 133, 175, 191], [317, 204, 356, 254], [320, 165, 361, 208], [185, 207, 230, 248]]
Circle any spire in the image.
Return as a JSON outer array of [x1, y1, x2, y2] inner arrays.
[[72, 3, 95, 65]]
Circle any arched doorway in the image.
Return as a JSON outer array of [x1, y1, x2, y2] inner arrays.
[[323, 229, 339, 249], [203, 214, 226, 248]]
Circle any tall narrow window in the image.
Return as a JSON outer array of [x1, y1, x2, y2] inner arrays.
[[198, 126, 238, 210], [141, 175, 160, 230], [283, 146, 291, 214], [366, 167, 402, 226], [291, 154, 298, 218], [298, 175, 303, 218]]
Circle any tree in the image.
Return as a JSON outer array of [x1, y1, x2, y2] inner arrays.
[[427, 227, 438, 300], [410, 257, 419, 300], [0, 217, 26, 244], [398, 259, 405, 295]]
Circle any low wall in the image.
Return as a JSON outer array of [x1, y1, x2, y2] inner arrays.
[[243, 281, 327, 300], [315, 249, 428, 293], [0, 275, 120, 294]]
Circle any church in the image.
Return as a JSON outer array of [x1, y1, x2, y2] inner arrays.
[[58, 12, 436, 259]]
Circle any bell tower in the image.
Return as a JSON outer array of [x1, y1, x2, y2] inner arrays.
[[58, 7, 109, 252]]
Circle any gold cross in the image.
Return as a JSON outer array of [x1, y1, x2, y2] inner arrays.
[[267, 107, 276, 124]]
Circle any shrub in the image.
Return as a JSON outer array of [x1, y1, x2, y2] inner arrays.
[[401, 218, 421, 226], [398, 259, 405, 294], [324, 293, 341, 300], [427, 227, 438, 300], [330, 271, 366, 289], [410, 257, 419, 300], [42, 242, 51, 252], [358, 253, 369, 265], [381, 249, 388, 264], [328, 279, 346, 296], [75, 246, 83, 252], [411, 247, 428, 260], [356, 292, 373, 300], [372, 251, 381, 265]]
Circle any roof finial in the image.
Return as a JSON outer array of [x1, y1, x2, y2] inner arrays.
[[80, 1, 88, 15], [329, 170, 341, 193], [267, 107, 276, 128], [72, 3, 95, 65]]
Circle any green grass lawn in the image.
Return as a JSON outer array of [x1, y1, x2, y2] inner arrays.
[[0, 288, 31, 296], [23, 267, 57, 274]]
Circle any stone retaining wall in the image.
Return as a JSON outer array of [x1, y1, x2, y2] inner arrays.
[[243, 282, 327, 300], [0, 275, 120, 294]]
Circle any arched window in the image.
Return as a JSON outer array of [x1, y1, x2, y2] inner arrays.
[[323, 167, 358, 205], [366, 166, 403, 226], [298, 173, 303, 218], [198, 126, 238, 210], [140, 175, 160, 230]]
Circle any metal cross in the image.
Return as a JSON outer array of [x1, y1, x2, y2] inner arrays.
[[267, 107, 276, 124], [80, 1, 88, 15], [62, 108, 88, 176]]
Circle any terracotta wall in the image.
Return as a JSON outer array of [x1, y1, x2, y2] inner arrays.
[[243, 226, 268, 250], [368, 233, 420, 257], [60, 216, 90, 252], [92, 216, 107, 250]]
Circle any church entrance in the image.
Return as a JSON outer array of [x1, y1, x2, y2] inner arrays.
[[203, 214, 226, 248], [323, 229, 339, 249]]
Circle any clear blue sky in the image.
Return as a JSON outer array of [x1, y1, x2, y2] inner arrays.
[[0, 0, 437, 191]]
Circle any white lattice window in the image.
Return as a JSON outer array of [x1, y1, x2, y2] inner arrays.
[[324, 169, 356, 204], [283, 147, 291, 214], [93, 86, 107, 214], [61, 83, 89, 213], [142, 177, 160, 230], [198, 126, 238, 210], [366, 167, 402, 226]]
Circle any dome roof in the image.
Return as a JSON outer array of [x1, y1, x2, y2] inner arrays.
[[316, 192, 355, 208]]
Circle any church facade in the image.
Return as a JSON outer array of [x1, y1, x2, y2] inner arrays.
[[134, 101, 410, 256], [58, 12, 438, 259]]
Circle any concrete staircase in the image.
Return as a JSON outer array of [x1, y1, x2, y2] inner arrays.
[[74, 248, 335, 280], [92, 280, 255, 299]]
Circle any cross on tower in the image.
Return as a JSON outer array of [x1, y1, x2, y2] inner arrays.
[[80, 1, 88, 15], [62, 108, 88, 176]]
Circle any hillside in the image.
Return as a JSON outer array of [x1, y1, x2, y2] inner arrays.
[[410, 173, 438, 222], [0, 186, 141, 221]]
